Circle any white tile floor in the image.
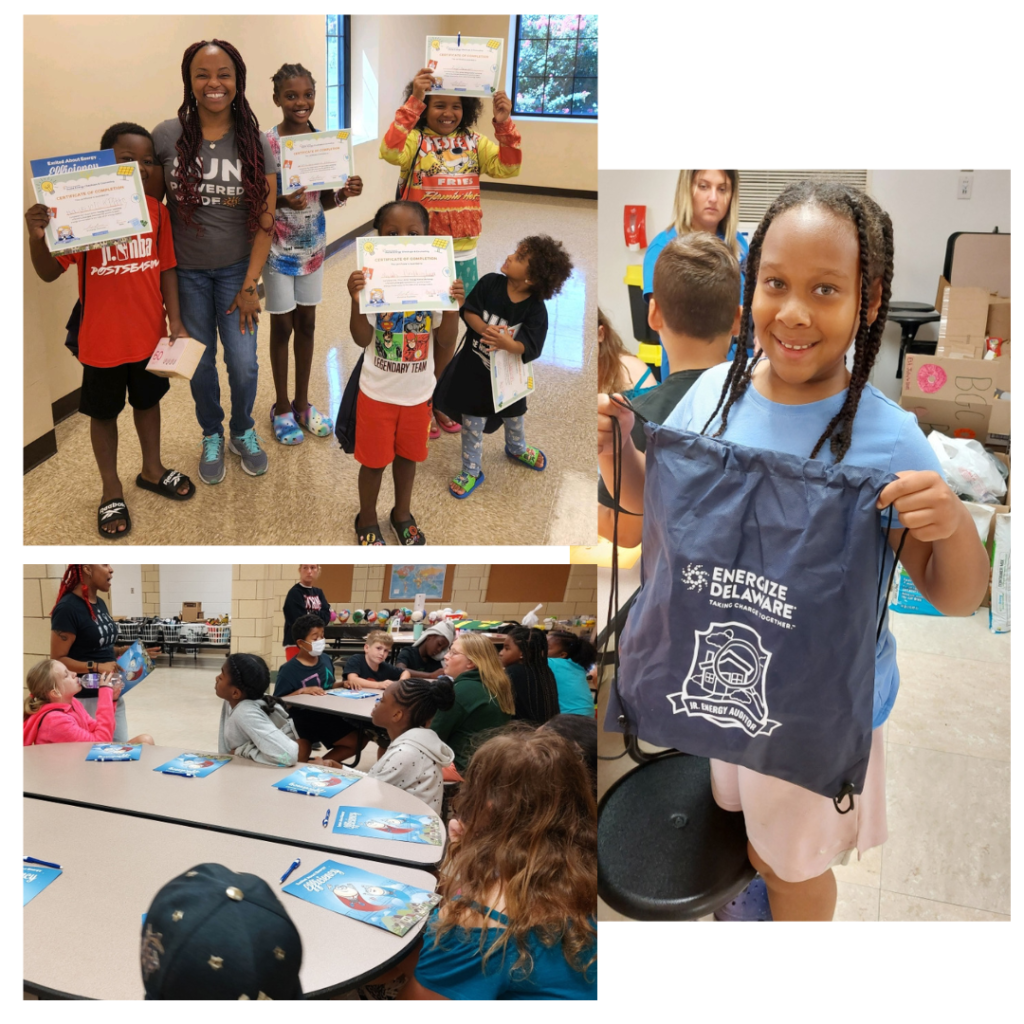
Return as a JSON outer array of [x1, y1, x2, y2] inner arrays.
[[597, 564, 1011, 922]]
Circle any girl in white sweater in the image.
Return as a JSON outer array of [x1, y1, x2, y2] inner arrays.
[[216, 653, 299, 767]]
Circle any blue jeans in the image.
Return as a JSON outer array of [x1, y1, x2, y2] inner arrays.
[[177, 258, 259, 437], [462, 415, 526, 475]]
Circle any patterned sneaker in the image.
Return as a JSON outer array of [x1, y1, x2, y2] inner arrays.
[[293, 402, 334, 437], [198, 433, 226, 485], [228, 428, 269, 476]]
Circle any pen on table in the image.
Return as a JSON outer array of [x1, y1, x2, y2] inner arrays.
[[24, 857, 62, 870], [279, 858, 301, 885], [322, 809, 331, 829]]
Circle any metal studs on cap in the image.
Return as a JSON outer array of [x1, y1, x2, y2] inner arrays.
[[172, 910, 183, 922], [185, 871, 198, 877], [273, 947, 286, 960], [208, 956, 224, 970], [225, 887, 244, 901]]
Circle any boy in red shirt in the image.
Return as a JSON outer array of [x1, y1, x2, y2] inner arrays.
[[25, 122, 194, 539]]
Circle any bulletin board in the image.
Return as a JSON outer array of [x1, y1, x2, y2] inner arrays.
[[485, 565, 571, 603], [382, 565, 456, 603], [318, 565, 354, 603]]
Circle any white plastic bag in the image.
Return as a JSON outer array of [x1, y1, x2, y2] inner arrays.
[[990, 513, 1010, 633], [522, 603, 543, 627], [926, 432, 1007, 504]]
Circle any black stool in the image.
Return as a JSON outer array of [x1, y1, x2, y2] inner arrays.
[[889, 301, 940, 379], [598, 752, 754, 920]]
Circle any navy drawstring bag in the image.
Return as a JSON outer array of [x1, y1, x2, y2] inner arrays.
[[606, 415, 905, 812]]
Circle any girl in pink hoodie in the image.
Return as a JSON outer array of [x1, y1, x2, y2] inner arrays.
[[23, 660, 155, 746]]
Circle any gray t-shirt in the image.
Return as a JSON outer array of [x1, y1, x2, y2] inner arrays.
[[152, 118, 274, 270]]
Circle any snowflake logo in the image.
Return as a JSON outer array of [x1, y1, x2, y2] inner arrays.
[[682, 563, 709, 592]]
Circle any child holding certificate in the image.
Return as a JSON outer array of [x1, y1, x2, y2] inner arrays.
[[434, 235, 573, 498], [25, 122, 194, 540], [345, 201, 464, 545], [265, 63, 363, 445]]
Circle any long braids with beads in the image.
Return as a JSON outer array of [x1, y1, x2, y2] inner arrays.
[[174, 39, 270, 241], [700, 181, 894, 462], [50, 565, 96, 621]]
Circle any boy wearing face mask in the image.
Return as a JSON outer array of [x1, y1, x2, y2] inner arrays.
[[273, 614, 363, 764]]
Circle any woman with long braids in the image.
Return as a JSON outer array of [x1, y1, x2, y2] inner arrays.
[[152, 40, 277, 485], [497, 626, 558, 725], [599, 181, 988, 920], [216, 653, 299, 766]]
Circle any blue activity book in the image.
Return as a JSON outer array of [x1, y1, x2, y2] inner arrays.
[[283, 859, 440, 936], [331, 807, 444, 846], [116, 641, 156, 694], [24, 863, 62, 905], [30, 149, 117, 177], [272, 764, 362, 798], [328, 690, 378, 699], [154, 752, 232, 778], [86, 743, 142, 761]]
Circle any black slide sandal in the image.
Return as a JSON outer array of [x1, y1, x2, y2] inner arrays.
[[136, 469, 196, 501], [97, 499, 131, 540]]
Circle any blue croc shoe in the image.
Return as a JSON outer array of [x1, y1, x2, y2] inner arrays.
[[271, 404, 304, 445]]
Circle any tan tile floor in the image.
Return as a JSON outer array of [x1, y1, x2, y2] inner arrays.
[[24, 192, 597, 547], [596, 565, 1010, 922]]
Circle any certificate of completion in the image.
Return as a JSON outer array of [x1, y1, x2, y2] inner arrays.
[[32, 161, 151, 255], [357, 235, 458, 314], [491, 343, 535, 412], [279, 129, 354, 194], [425, 35, 504, 97]]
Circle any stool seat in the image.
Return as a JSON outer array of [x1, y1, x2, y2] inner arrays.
[[889, 301, 938, 313], [598, 753, 754, 920], [888, 303, 940, 379]]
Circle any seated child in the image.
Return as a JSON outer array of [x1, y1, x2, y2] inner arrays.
[[497, 626, 559, 725], [342, 631, 404, 691], [394, 621, 454, 679], [364, 676, 456, 814], [597, 232, 741, 541], [346, 200, 464, 545], [23, 659, 155, 746], [546, 631, 596, 717], [217, 653, 298, 767], [273, 613, 364, 764], [434, 235, 574, 498]]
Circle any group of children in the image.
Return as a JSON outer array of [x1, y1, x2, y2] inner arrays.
[[26, 42, 575, 544]]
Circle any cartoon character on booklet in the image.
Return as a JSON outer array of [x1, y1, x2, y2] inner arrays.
[[122, 652, 146, 683], [181, 755, 216, 769], [96, 744, 134, 754], [368, 288, 385, 306], [56, 225, 75, 242], [303, 767, 344, 789], [289, 175, 301, 189], [333, 882, 397, 912], [364, 818, 415, 834]]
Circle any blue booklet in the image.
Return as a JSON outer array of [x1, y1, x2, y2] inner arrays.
[[86, 743, 142, 761], [272, 764, 362, 798], [328, 690, 378, 700], [116, 641, 155, 694], [283, 859, 440, 936], [30, 149, 116, 177], [154, 752, 232, 778], [24, 863, 62, 905], [331, 807, 444, 846]]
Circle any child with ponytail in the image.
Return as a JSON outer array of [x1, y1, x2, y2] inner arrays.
[[546, 630, 596, 717], [216, 653, 298, 766]]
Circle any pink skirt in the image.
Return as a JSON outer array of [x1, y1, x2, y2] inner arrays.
[[710, 726, 887, 883]]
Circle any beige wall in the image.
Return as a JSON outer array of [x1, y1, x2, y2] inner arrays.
[[142, 565, 160, 616], [23, 565, 66, 685]]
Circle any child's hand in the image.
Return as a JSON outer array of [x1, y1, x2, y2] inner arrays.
[[877, 471, 965, 543], [25, 204, 52, 241], [480, 325, 518, 353], [412, 67, 436, 102], [167, 320, 187, 344], [281, 187, 308, 211], [399, 670, 412, 681], [447, 817, 464, 843], [341, 175, 363, 198], [598, 393, 636, 456], [492, 91, 512, 124], [449, 278, 465, 307], [347, 270, 366, 299], [300, 686, 326, 696], [145, 646, 162, 659]]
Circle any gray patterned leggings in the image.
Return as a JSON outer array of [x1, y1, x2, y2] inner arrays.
[[461, 415, 527, 476]]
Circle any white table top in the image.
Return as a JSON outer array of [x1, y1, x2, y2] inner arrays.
[[282, 689, 380, 722], [23, 798, 436, 1000], [24, 743, 443, 869]]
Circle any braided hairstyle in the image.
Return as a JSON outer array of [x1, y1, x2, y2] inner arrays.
[[390, 676, 456, 729], [548, 630, 597, 670], [224, 653, 286, 716], [51, 565, 95, 621], [700, 180, 894, 462], [506, 626, 559, 724], [174, 39, 270, 241], [271, 62, 316, 96], [373, 199, 430, 234]]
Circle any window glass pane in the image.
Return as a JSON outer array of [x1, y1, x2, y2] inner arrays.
[[546, 38, 576, 78], [575, 37, 597, 77], [543, 76, 574, 115], [579, 14, 599, 37], [515, 77, 547, 114], [513, 15, 596, 119], [519, 14, 550, 37], [573, 77, 597, 116], [328, 88, 339, 130], [548, 15, 581, 38], [327, 40, 338, 87], [326, 14, 338, 36], [518, 37, 548, 77]]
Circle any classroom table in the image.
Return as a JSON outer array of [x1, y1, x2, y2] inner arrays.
[[23, 798, 436, 1000], [282, 689, 380, 724], [24, 744, 443, 869]]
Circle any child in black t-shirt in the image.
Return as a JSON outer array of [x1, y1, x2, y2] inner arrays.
[[434, 235, 574, 499], [273, 614, 363, 763], [342, 630, 405, 690]]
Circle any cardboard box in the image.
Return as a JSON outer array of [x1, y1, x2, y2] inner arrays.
[[181, 602, 203, 622], [934, 279, 1011, 355], [147, 336, 207, 380], [987, 296, 1011, 341]]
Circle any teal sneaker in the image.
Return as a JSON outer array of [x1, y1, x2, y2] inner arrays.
[[228, 428, 268, 476], [199, 433, 226, 485]]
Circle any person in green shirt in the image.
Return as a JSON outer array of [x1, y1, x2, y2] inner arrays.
[[430, 633, 514, 774]]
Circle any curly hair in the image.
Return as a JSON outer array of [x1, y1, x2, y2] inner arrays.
[[100, 122, 153, 151], [291, 613, 325, 644], [548, 629, 597, 670], [173, 39, 270, 241], [432, 725, 596, 982], [505, 627, 559, 724], [402, 80, 482, 133], [519, 235, 574, 300], [700, 180, 893, 462], [372, 199, 430, 234], [389, 675, 456, 729]]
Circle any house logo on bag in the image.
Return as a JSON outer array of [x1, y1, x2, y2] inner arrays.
[[667, 621, 781, 738]]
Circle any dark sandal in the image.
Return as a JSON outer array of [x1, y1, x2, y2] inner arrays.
[[390, 508, 426, 546], [355, 513, 387, 546], [136, 469, 196, 501], [97, 498, 132, 539]]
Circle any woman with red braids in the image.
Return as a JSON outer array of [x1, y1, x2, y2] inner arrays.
[[152, 40, 277, 485]]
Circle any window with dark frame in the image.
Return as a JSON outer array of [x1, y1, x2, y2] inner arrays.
[[325, 15, 351, 131], [512, 14, 597, 119]]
